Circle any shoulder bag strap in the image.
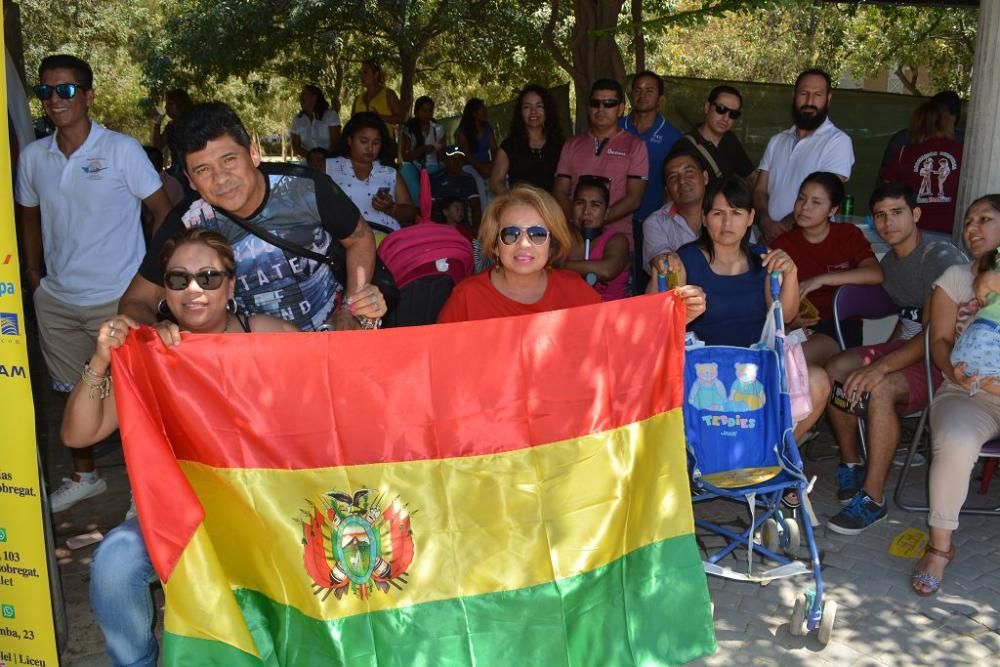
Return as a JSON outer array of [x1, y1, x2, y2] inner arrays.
[[683, 134, 723, 180]]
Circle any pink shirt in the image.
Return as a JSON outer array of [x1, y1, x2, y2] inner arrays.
[[556, 130, 649, 245], [590, 227, 629, 302]]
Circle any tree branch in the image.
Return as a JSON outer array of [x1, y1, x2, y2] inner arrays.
[[542, 0, 579, 80]]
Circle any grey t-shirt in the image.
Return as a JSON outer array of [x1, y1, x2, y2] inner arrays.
[[881, 235, 966, 339]]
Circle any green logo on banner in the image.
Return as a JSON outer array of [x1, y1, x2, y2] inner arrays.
[[0, 527, 6, 542], [1, 603, 14, 619]]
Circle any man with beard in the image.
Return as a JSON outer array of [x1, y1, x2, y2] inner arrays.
[[754, 68, 854, 242], [641, 146, 709, 271]]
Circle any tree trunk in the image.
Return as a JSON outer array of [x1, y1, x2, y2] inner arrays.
[[569, 0, 627, 132], [398, 51, 418, 123], [894, 64, 923, 96], [544, 0, 628, 133], [632, 0, 644, 74]]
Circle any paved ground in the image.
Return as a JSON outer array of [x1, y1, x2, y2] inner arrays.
[[35, 387, 1000, 666]]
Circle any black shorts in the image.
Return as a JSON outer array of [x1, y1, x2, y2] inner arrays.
[[811, 317, 863, 349]]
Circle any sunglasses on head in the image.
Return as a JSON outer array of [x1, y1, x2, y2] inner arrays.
[[163, 269, 232, 291], [33, 83, 87, 101], [711, 103, 741, 120], [589, 98, 620, 109], [499, 226, 550, 246]]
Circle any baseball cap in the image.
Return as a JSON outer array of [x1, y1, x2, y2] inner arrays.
[[444, 145, 465, 157]]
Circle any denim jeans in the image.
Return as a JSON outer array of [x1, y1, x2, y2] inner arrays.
[[90, 517, 158, 666]]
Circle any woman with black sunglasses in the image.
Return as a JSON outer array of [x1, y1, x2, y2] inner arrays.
[[59, 227, 295, 667], [437, 185, 600, 322]]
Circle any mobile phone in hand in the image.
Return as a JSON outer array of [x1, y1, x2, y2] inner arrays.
[[376, 186, 391, 200]]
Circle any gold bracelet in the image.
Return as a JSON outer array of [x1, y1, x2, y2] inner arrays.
[[81, 362, 112, 400]]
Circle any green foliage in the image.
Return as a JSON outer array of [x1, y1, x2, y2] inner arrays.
[[842, 5, 976, 95], [19, 0, 157, 137], [15, 0, 978, 148]]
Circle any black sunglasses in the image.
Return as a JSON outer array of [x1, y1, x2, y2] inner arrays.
[[712, 103, 741, 120], [33, 83, 88, 101], [164, 269, 232, 291], [499, 226, 550, 246], [589, 98, 620, 109]]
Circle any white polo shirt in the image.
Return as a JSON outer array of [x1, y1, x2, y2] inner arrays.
[[15, 122, 162, 306], [758, 117, 854, 221], [290, 109, 342, 152]]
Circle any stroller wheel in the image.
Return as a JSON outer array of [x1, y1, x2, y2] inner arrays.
[[783, 518, 801, 557], [817, 600, 837, 645], [789, 594, 807, 636]]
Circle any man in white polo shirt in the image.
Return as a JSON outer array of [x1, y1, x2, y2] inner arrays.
[[753, 68, 854, 243], [15, 54, 172, 513]]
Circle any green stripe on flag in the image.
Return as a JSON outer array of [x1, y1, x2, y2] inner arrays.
[[165, 534, 715, 666]]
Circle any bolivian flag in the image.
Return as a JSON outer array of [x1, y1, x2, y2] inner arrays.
[[112, 292, 715, 665]]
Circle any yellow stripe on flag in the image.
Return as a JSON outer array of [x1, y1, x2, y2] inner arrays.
[[167, 409, 689, 638], [163, 524, 261, 659]]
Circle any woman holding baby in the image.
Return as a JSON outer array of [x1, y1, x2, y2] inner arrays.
[[913, 194, 1000, 596]]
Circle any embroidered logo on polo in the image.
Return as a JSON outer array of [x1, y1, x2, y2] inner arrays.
[[81, 158, 108, 177]]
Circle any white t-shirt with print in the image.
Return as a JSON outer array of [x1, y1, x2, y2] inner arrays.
[[325, 156, 400, 232]]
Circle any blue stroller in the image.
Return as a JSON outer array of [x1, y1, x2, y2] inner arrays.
[[678, 273, 836, 644]]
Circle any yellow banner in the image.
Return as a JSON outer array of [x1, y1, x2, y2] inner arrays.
[[0, 8, 61, 665]]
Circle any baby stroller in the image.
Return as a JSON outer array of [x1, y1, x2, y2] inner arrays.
[[679, 273, 836, 644]]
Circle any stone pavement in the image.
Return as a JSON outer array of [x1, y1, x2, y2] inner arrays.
[[37, 387, 1000, 666]]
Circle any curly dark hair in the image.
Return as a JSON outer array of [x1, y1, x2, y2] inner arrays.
[[507, 85, 564, 155]]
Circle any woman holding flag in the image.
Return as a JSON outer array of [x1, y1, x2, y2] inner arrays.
[[60, 227, 295, 667]]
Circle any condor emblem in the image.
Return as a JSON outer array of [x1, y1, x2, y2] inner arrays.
[[300, 488, 414, 601]]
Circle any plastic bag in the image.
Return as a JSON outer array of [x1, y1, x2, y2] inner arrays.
[[758, 303, 813, 424]]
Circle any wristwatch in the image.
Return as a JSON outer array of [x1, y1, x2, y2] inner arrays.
[[585, 272, 598, 286]]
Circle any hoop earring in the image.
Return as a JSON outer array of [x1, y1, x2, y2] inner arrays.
[[157, 299, 170, 317], [226, 298, 238, 314]]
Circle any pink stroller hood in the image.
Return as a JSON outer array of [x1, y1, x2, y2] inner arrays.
[[377, 167, 474, 288]]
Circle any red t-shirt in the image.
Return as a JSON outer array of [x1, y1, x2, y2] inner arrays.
[[772, 223, 875, 319], [881, 137, 963, 234], [437, 269, 602, 323]]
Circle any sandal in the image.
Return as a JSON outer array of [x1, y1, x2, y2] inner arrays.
[[910, 543, 956, 597]]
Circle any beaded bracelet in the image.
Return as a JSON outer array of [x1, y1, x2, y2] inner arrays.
[[81, 363, 112, 400]]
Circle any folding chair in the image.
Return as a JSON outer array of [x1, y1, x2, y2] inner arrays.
[[894, 326, 1000, 514]]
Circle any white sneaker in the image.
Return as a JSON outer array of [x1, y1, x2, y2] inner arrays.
[[49, 476, 108, 513]]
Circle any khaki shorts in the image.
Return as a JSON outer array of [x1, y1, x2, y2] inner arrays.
[[32, 287, 118, 393]]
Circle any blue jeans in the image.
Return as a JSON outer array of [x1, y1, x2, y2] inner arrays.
[[90, 517, 158, 667]]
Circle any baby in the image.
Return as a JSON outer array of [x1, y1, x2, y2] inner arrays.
[[950, 251, 1000, 391]]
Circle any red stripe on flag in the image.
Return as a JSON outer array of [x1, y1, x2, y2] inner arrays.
[[116, 293, 684, 470]]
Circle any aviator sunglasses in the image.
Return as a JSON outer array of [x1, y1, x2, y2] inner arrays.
[[33, 83, 88, 101], [711, 103, 742, 120], [589, 98, 620, 109], [164, 269, 233, 291], [499, 226, 550, 246]]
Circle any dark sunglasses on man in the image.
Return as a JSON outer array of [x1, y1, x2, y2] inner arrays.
[[499, 225, 550, 246], [33, 83, 88, 101], [711, 102, 741, 120], [589, 98, 620, 109], [163, 269, 233, 291]]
